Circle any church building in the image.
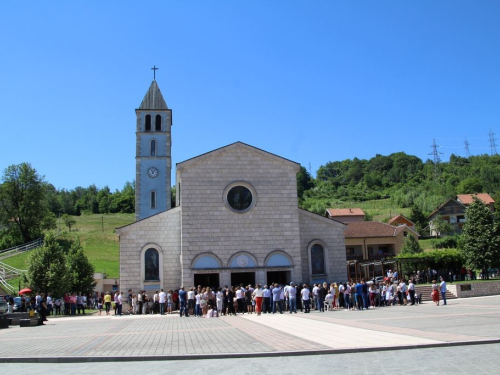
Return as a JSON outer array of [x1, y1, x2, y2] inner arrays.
[[116, 80, 347, 292]]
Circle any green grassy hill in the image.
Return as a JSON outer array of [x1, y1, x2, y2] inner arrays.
[[2, 213, 134, 283]]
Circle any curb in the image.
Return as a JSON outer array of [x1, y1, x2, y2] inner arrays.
[[0, 338, 499, 363]]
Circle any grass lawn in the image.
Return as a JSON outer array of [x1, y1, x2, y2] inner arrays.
[[1, 213, 134, 287]]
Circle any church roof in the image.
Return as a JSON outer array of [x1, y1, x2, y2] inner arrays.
[[138, 80, 168, 110], [177, 142, 300, 171]]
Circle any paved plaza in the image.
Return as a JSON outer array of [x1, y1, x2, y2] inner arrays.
[[0, 296, 499, 371]]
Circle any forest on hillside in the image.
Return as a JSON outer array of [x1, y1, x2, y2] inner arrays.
[[298, 153, 500, 218]]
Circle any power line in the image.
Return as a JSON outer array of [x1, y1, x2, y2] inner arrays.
[[488, 129, 497, 156]]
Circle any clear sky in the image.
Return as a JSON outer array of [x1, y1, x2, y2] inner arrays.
[[1, 1, 499, 191]]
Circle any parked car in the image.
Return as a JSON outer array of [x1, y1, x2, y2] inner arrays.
[[372, 276, 385, 283], [0, 300, 7, 314]]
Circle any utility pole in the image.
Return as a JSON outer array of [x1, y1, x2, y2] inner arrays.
[[102, 216, 104, 233], [464, 138, 471, 158], [429, 139, 443, 182], [489, 129, 497, 156]]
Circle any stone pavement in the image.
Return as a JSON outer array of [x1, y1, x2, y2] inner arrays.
[[0, 296, 498, 362], [2, 343, 500, 374]]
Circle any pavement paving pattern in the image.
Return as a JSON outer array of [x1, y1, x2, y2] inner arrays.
[[0, 295, 498, 362]]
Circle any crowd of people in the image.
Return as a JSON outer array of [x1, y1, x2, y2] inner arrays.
[[108, 274, 449, 318], [5, 269, 451, 322]]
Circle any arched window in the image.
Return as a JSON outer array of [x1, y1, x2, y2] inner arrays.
[[155, 115, 162, 131], [150, 140, 156, 156], [150, 191, 156, 208], [311, 244, 325, 275], [145, 115, 151, 131], [144, 248, 160, 281]]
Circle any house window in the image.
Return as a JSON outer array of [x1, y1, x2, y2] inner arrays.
[[150, 140, 156, 156], [404, 231, 408, 237], [145, 115, 151, 131], [311, 244, 325, 275], [150, 191, 156, 208], [155, 115, 162, 131], [144, 248, 160, 281]]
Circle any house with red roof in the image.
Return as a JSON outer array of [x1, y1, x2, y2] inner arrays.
[[456, 193, 495, 212], [388, 214, 415, 228], [324, 208, 365, 223], [344, 221, 419, 279]]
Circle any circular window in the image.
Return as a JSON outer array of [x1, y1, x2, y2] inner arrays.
[[227, 186, 252, 211], [223, 181, 257, 213]]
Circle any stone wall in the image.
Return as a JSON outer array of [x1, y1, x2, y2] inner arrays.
[[447, 281, 500, 298], [298, 210, 347, 283], [117, 207, 181, 293], [177, 143, 304, 287]]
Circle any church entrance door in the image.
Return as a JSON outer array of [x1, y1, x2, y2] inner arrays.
[[267, 271, 290, 285], [230, 272, 255, 287], [194, 273, 220, 289]]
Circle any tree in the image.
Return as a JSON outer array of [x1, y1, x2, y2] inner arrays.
[[66, 238, 96, 294], [456, 177, 483, 194], [26, 233, 68, 296], [432, 216, 452, 238], [62, 214, 76, 232], [400, 235, 423, 255], [296, 166, 314, 199], [0, 163, 49, 243], [459, 197, 500, 278]]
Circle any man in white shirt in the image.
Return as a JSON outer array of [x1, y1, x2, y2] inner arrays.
[[399, 280, 407, 305], [301, 284, 311, 313], [158, 289, 167, 315], [262, 285, 271, 314], [287, 282, 297, 313], [312, 284, 319, 311]]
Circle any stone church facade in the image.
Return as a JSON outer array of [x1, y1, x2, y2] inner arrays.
[[117, 81, 347, 292]]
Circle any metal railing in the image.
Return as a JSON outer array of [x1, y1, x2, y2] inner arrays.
[[0, 261, 26, 280], [0, 237, 43, 260], [0, 275, 16, 294]]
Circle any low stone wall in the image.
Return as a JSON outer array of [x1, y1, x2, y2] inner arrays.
[[447, 280, 500, 298]]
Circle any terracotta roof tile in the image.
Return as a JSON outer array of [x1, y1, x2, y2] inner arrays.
[[326, 208, 365, 217], [344, 221, 418, 238], [456, 193, 495, 205]]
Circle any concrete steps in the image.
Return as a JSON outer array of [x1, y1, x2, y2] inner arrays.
[[415, 284, 457, 302]]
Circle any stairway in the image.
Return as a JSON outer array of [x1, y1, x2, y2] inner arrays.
[[415, 284, 457, 302]]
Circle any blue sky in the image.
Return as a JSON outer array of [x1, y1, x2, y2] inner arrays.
[[1, 1, 500, 191]]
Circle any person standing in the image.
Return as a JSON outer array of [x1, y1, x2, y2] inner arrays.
[[137, 291, 143, 315], [440, 276, 447, 305], [117, 292, 123, 315], [104, 292, 111, 315], [262, 285, 271, 314], [431, 280, 440, 306], [178, 286, 188, 317], [159, 289, 166, 315], [39, 293, 48, 325], [272, 284, 282, 314], [408, 278, 416, 305], [287, 282, 297, 313], [7, 296, 14, 313], [301, 284, 311, 313], [317, 283, 325, 312], [253, 284, 263, 315]]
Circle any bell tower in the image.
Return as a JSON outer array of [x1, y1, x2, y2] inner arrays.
[[135, 79, 172, 220]]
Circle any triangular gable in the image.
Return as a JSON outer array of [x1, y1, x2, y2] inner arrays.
[[427, 199, 465, 219], [177, 142, 300, 172]]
